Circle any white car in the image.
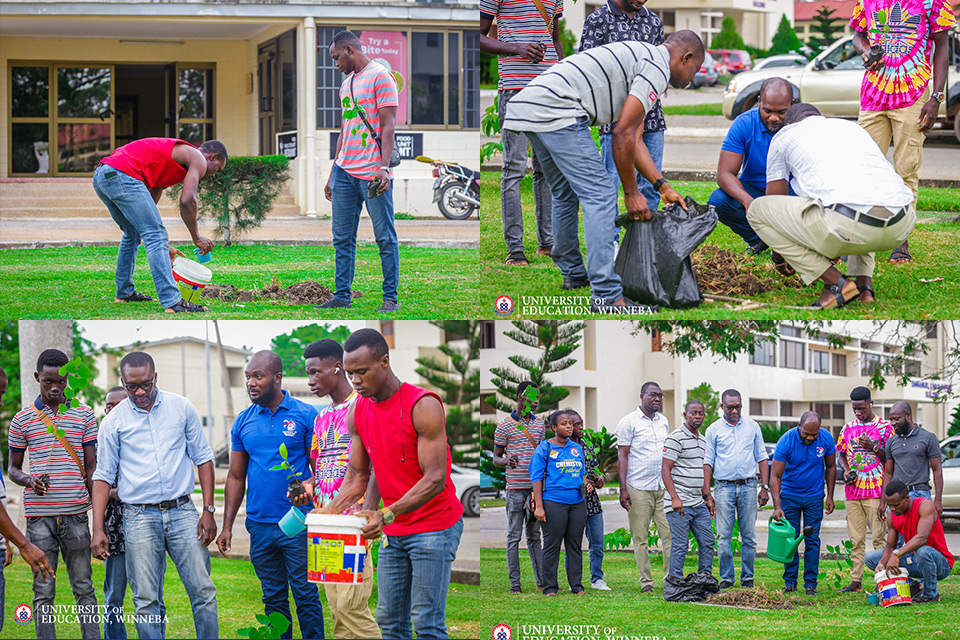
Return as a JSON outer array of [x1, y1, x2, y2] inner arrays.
[[451, 464, 480, 517], [752, 54, 808, 71], [937, 434, 960, 519]]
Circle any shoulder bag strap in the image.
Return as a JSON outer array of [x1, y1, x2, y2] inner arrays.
[[512, 416, 537, 447], [350, 74, 386, 164], [30, 404, 87, 480], [531, 0, 553, 33]]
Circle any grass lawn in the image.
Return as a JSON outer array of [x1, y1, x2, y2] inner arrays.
[[2, 555, 479, 639], [479, 548, 960, 640], [481, 172, 960, 319], [0, 244, 478, 319], [662, 103, 724, 116]]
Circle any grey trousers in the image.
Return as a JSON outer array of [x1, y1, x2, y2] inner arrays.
[[499, 89, 553, 257], [505, 488, 544, 591]]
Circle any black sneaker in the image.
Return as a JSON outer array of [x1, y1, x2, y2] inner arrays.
[[165, 299, 208, 313], [783, 584, 797, 593], [719, 581, 734, 590], [805, 587, 817, 596], [740, 580, 754, 589], [562, 275, 590, 290], [746, 241, 768, 255], [908, 579, 922, 599], [378, 300, 401, 313], [316, 298, 352, 309], [913, 593, 940, 603], [116, 291, 154, 302]]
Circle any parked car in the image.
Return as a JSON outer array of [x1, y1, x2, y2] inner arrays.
[[756, 442, 776, 483], [722, 31, 960, 141], [936, 434, 960, 520], [752, 54, 808, 71], [708, 49, 753, 74], [450, 464, 480, 517], [693, 52, 720, 88]]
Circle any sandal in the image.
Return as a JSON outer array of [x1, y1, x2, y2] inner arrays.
[[165, 299, 208, 313], [504, 255, 530, 266], [116, 291, 154, 302], [810, 276, 860, 310], [771, 251, 796, 277], [888, 246, 912, 264], [859, 285, 877, 303]]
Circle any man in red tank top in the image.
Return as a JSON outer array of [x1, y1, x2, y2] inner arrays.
[[864, 479, 954, 602], [314, 328, 464, 639], [93, 138, 227, 312]]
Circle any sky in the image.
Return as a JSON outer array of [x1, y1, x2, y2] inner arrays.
[[77, 320, 366, 353]]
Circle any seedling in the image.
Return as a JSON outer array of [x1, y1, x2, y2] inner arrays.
[[237, 612, 290, 639], [38, 357, 92, 490], [269, 443, 306, 501], [342, 97, 370, 148]]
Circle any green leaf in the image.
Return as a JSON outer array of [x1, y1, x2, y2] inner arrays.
[[342, 97, 350, 108], [236, 628, 254, 638], [267, 612, 290, 637], [255, 614, 271, 626], [278, 442, 288, 459], [57, 428, 66, 438], [46, 424, 55, 434], [268, 464, 285, 471]]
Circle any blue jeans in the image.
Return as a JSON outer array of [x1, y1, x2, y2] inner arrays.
[[714, 479, 758, 584], [779, 493, 824, 589], [123, 501, 218, 639], [377, 517, 463, 639], [104, 554, 126, 639], [246, 520, 324, 640], [708, 182, 766, 247], [330, 163, 399, 302], [864, 545, 952, 598], [666, 504, 715, 578], [93, 164, 180, 308], [600, 129, 665, 241], [526, 118, 623, 302]]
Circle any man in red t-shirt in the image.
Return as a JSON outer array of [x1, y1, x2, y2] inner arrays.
[[315, 328, 463, 639], [865, 479, 954, 603], [93, 138, 227, 312]]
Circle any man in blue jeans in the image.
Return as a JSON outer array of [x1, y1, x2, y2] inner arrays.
[[94, 137, 226, 313], [91, 351, 219, 639], [216, 350, 324, 639], [770, 411, 837, 595], [702, 389, 769, 589], [568, 410, 610, 589], [320, 30, 400, 313]]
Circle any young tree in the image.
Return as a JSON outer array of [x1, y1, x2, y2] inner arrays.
[[948, 404, 960, 437], [769, 14, 804, 56], [415, 321, 481, 466], [809, 5, 842, 54], [711, 17, 746, 50], [270, 323, 353, 377]]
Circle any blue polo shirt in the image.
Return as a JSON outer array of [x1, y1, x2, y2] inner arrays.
[[529, 438, 586, 505], [721, 108, 777, 191], [774, 427, 836, 498], [231, 390, 318, 523]]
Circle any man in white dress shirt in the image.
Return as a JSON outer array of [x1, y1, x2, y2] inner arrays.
[[616, 381, 671, 592], [747, 103, 916, 310]]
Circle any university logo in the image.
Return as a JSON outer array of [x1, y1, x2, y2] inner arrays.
[[495, 295, 514, 317], [492, 623, 513, 640], [816, 446, 824, 458], [282, 419, 297, 437], [15, 603, 33, 625], [571, 447, 580, 457]]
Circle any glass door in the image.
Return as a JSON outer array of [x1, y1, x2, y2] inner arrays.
[[53, 64, 114, 175]]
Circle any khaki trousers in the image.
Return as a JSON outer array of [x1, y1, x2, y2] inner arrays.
[[845, 497, 887, 582], [858, 86, 930, 209], [626, 486, 671, 589], [324, 549, 381, 639], [747, 196, 916, 284]]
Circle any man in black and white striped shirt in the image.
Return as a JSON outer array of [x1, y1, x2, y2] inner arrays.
[[503, 30, 703, 312]]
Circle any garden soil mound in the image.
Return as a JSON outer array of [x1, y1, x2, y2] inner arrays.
[[691, 245, 802, 297], [704, 587, 806, 610], [202, 281, 335, 305]]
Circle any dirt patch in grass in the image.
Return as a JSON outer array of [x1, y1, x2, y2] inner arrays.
[[692, 245, 803, 297], [202, 280, 349, 305], [703, 587, 808, 610]]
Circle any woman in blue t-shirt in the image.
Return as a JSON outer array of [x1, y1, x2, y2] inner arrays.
[[530, 410, 592, 596]]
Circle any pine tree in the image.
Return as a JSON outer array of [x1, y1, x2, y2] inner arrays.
[[711, 17, 746, 50], [809, 6, 842, 54], [948, 404, 960, 437], [769, 14, 804, 56], [414, 321, 481, 466]]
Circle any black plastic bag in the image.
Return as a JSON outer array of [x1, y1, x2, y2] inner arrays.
[[613, 197, 717, 308], [663, 570, 720, 602]]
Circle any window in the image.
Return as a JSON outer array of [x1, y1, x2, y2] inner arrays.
[[832, 353, 847, 376], [861, 353, 881, 377], [779, 325, 802, 338], [905, 359, 921, 377], [381, 320, 395, 349], [443, 325, 468, 343], [651, 329, 662, 352], [750, 340, 775, 366], [179, 67, 215, 145], [814, 403, 831, 419], [832, 404, 845, 421], [812, 350, 830, 374], [480, 321, 496, 349], [780, 401, 793, 417], [480, 393, 497, 415], [750, 399, 763, 415], [780, 340, 804, 370]]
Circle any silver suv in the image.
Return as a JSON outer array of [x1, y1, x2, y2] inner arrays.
[[722, 32, 960, 141]]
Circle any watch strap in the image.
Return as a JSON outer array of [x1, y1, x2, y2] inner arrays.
[[653, 177, 667, 192]]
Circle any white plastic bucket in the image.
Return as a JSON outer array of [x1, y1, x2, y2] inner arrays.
[[875, 570, 911, 607], [172, 257, 212, 305], [305, 513, 367, 584]]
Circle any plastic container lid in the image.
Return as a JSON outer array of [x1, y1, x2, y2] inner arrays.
[[173, 257, 212, 284], [305, 513, 367, 530]]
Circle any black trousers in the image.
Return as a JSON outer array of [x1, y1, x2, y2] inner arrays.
[[541, 499, 587, 595]]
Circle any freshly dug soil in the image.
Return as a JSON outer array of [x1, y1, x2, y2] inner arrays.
[[692, 245, 802, 297], [202, 281, 339, 305], [703, 587, 805, 610]]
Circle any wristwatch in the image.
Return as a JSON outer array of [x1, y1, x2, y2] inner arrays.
[[932, 91, 945, 104], [761, 484, 770, 491], [202, 505, 215, 514], [892, 548, 902, 557], [653, 177, 668, 192], [379, 507, 395, 525]]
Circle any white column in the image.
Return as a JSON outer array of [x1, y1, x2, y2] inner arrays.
[[304, 17, 318, 217]]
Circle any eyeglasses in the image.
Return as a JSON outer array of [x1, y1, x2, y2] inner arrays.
[[724, 404, 742, 411], [645, 393, 664, 399], [123, 380, 155, 393]]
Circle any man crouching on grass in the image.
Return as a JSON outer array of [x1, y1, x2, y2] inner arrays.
[[93, 137, 227, 313]]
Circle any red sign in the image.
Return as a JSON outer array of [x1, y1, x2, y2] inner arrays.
[[358, 31, 408, 125]]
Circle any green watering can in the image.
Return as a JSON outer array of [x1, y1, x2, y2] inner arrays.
[[766, 517, 814, 563]]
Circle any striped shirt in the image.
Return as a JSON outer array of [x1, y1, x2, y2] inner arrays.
[[494, 412, 546, 490], [8, 397, 98, 517], [503, 40, 670, 133], [336, 61, 399, 181], [662, 425, 705, 511], [615, 407, 669, 491], [480, 0, 563, 91]]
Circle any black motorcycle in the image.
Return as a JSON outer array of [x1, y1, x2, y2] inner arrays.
[[416, 155, 479, 220]]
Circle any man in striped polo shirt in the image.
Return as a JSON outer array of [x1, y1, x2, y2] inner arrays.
[[320, 30, 401, 313], [481, 0, 563, 266], [661, 400, 715, 581], [493, 381, 546, 593], [8, 348, 100, 639], [503, 31, 703, 312]]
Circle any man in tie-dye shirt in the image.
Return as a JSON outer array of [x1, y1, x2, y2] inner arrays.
[[836, 386, 893, 593], [304, 338, 381, 639], [850, 0, 956, 270]]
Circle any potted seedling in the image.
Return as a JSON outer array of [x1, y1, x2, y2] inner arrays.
[[270, 442, 306, 501], [38, 358, 92, 492]]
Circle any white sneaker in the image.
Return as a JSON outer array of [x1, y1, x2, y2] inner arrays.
[[591, 579, 612, 591]]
